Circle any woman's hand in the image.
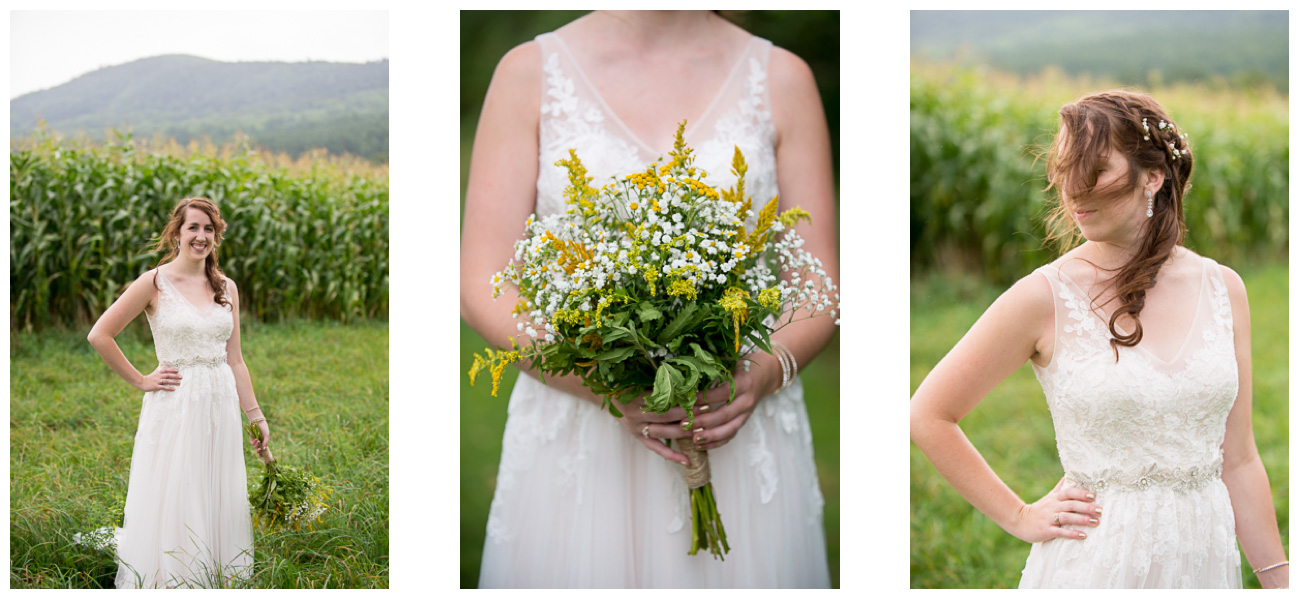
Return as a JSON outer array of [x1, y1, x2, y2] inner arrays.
[[686, 353, 781, 451], [1008, 477, 1103, 543], [615, 397, 693, 466], [249, 419, 272, 462], [137, 366, 181, 392]]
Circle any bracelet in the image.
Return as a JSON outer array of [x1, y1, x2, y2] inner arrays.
[[243, 405, 262, 415], [249, 416, 266, 425], [1254, 560, 1289, 574], [772, 342, 798, 391]]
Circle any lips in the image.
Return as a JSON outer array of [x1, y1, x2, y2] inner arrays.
[[1074, 210, 1096, 220]]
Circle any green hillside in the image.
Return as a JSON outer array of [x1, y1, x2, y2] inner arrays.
[[10, 55, 389, 163], [911, 11, 1287, 92]]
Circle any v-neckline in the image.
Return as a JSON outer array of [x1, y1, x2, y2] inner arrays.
[[549, 32, 754, 157], [158, 268, 219, 314], [1054, 260, 1207, 365]]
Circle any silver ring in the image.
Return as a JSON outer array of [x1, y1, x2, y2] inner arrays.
[[642, 424, 650, 438], [1053, 512, 1061, 526]]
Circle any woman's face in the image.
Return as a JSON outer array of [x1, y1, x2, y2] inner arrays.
[[1062, 144, 1147, 246], [176, 207, 216, 262]]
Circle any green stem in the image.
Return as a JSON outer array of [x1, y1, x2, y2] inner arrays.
[[707, 485, 730, 553], [688, 489, 702, 556]]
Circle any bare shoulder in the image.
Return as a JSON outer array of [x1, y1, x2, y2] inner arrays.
[[128, 268, 161, 297], [999, 268, 1055, 318], [488, 40, 542, 102], [495, 40, 541, 79], [134, 268, 159, 286], [768, 46, 818, 98]]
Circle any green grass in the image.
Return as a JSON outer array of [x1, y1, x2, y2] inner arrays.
[[459, 320, 840, 588], [909, 261, 1288, 588], [10, 320, 389, 588]]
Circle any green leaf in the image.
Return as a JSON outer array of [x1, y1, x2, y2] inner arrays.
[[657, 301, 698, 344], [594, 345, 637, 363], [645, 363, 684, 413], [637, 301, 663, 322]]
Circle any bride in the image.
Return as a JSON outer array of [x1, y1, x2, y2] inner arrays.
[[461, 11, 839, 587], [910, 91, 1288, 588], [88, 197, 270, 588]]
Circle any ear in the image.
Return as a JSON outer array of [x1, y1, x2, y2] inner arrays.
[[1144, 167, 1165, 196]]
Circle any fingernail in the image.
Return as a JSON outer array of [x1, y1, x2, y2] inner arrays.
[[681, 420, 690, 430], [1078, 532, 1086, 539], [1086, 492, 1095, 501], [696, 435, 705, 443], [680, 459, 689, 466], [1089, 518, 1098, 526], [1095, 507, 1103, 515], [699, 405, 710, 413]]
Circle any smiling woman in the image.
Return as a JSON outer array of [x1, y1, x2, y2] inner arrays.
[[86, 197, 272, 588], [909, 90, 1289, 589]]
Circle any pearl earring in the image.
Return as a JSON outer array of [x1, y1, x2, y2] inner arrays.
[[1146, 190, 1154, 218]]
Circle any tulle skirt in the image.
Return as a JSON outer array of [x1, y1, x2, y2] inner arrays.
[[114, 364, 253, 589], [1019, 480, 1241, 588], [478, 374, 830, 588]]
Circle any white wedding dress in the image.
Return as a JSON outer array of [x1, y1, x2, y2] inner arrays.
[[1020, 255, 1242, 588], [477, 33, 831, 588], [114, 269, 253, 588]]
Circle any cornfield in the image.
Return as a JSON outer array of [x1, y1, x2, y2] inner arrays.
[[911, 61, 1288, 283], [10, 130, 389, 330]]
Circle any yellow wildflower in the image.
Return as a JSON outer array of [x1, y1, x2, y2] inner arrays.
[[718, 288, 751, 353]]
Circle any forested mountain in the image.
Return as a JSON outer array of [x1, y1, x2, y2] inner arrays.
[[911, 11, 1287, 92], [11, 55, 389, 163]]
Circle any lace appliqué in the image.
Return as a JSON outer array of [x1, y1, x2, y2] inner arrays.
[[696, 56, 777, 204], [536, 52, 642, 219]]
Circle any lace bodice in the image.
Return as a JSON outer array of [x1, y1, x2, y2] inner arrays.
[[1032, 257, 1238, 488], [146, 269, 233, 367], [534, 32, 777, 220]]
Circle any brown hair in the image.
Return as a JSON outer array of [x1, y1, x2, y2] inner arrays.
[[151, 197, 230, 307], [1043, 90, 1194, 359]]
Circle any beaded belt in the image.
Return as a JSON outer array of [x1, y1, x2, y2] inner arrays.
[[1066, 460, 1222, 493], [160, 354, 228, 369]]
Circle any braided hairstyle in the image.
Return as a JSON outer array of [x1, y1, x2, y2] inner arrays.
[[1043, 90, 1194, 360]]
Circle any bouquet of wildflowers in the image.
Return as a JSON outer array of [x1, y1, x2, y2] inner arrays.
[[245, 423, 332, 532], [469, 122, 838, 559]]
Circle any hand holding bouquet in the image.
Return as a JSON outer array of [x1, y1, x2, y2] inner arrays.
[[469, 122, 838, 559], [246, 422, 332, 532]]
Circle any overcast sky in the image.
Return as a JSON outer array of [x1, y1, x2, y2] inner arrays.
[[10, 10, 389, 99]]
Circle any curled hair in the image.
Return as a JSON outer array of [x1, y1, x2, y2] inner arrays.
[[1042, 90, 1194, 359], [150, 197, 230, 307]]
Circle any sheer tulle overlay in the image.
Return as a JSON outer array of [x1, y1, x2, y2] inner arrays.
[[114, 270, 252, 588], [477, 33, 830, 588], [1020, 257, 1242, 588]]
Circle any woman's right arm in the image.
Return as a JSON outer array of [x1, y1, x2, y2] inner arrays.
[[460, 41, 555, 379], [910, 272, 1100, 543], [87, 270, 179, 392], [459, 43, 693, 465]]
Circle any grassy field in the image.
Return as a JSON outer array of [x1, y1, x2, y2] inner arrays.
[[10, 320, 389, 588], [459, 321, 841, 588], [909, 260, 1289, 588]]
